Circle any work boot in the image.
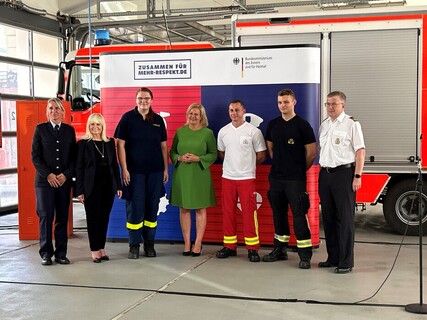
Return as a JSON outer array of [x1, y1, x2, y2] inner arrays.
[[216, 247, 237, 259], [128, 244, 140, 259], [299, 260, 311, 269], [144, 242, 156, 257], [248, 250, 260, 262], [263, 247, 288, 262]]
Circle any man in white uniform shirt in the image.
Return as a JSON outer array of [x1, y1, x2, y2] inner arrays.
[[216, 100, 267, 262], [318, 91, 365, 274]]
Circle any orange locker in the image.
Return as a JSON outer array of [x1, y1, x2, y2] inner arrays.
[[16, 100, 73, 240]]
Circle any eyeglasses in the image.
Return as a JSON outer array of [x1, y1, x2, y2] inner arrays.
[[137, 97, 151, 101], [324, 102, 343, 108]]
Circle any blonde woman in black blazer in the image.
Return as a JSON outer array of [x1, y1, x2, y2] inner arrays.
[[76, 113, 122, 263], [32, 98, 76, 266]]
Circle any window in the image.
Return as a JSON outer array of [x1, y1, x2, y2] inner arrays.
[[1, 100, 16, 132], [0, 137, 16, 169], [0, 62, 31, 96], [34, 67, 57, 97], [69, 65, 100, 110], [33, 32, 60, 65], [0, 173, 17, 208], [0, 22, 62, 211], [0, 25, 30, 60]]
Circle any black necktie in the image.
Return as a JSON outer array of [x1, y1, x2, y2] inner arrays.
[[55, 124, 60, 136]]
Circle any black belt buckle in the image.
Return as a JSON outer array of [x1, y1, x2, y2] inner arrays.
[[322, 163, 354, 173], [321, 166, 333, 173]]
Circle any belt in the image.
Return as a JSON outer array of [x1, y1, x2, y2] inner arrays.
[[321, 163, 354, 173]]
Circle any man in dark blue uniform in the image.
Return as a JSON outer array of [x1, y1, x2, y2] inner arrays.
[[31, 98, 76, 266]]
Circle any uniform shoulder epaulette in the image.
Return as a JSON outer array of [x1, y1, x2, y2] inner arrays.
[[349, 116, 358, 122], [321, 118, 328, 123]]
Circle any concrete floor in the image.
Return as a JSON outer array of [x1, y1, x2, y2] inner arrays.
[[0, 203, 426, 320]]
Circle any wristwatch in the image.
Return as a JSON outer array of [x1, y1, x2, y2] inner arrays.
[[354, 174, 361, 178]]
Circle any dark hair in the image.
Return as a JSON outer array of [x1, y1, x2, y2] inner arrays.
[[136, 87, 154, 99], [230, 99, 244, 107], [277, 89, 296, 100], [136, 87, 155, 122], [327, 91, 347, 103]]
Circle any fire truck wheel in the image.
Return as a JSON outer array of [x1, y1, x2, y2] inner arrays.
[[383, 179, 427, 236]]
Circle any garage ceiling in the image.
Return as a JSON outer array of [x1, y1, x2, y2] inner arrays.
[[62, 0, 321, 46], [6, 0, 422, 46]]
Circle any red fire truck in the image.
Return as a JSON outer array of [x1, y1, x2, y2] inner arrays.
[[231, 5, 427, 235]]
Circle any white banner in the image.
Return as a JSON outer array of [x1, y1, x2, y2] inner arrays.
[[100, 46, 320, 87]]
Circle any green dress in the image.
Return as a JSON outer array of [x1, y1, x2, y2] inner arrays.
[[170, 125, 217, 209]]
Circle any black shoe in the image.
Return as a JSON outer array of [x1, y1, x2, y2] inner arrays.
[[216, 247, 237, 259], [318, 261, 337, 268], [299, 260, 311, 269], [54, 257, 70, 265], [335, 267, 353, 274], [191, 246, 202, 257], [183, 244, 192, 256], [41, 257, 52, 266], [144, 242, 156, 258], [128, 245, 140, 259], [248, 250, 260, 262], [93, 258, 102, 263], [263, 247, 288, 262], [100, 255, 109, 261]]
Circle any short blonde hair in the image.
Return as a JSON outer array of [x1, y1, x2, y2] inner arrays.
[[46, 98, 65, 118], [83, 113, 109, 142], [185, 103, 209, 127]]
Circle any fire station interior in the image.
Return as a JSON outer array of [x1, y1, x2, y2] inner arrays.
[[1, 1, 427, 320]]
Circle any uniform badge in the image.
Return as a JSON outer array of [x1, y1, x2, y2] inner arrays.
[[335, 138, 340, 144], [288, 138, 294, 145]]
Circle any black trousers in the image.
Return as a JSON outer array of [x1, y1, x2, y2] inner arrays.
[[318, 167, 356, 268], [35, 183, 71, 259], [84, 188, 115, 252], [268, 177, 312, 260]]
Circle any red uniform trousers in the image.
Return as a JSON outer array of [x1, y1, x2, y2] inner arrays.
[[221, 178, 259, 250]]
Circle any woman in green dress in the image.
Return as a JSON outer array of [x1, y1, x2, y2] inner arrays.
[[170, 103, 217, 256]]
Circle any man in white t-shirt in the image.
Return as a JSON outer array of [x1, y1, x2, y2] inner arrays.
[[216, 100, 267, 262]]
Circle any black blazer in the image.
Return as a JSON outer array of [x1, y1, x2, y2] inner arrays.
[[75, 138, 122, 198], [31, 122, 77, 187]]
